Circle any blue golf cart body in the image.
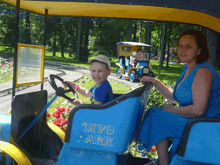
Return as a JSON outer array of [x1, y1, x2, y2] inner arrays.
[[0, 82, 153, 165]]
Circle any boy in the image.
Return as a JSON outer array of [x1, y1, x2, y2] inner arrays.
[[63, 55, 114, 105]]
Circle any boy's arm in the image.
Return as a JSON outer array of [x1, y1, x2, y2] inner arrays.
[[76, 86, 91, 97], [63, 81, 91, 97], [93, 101, 103, 105]]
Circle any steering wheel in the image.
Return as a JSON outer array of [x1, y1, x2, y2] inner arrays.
[[48, 74, 78, 101]]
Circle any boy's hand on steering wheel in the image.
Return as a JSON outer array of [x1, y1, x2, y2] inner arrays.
[[63, 81, 75, 89], [70, 97, 83, 105]]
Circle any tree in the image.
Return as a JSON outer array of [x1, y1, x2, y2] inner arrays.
[[133, 21, 137, 42], [80, 21, 93, 62], [166, 22, 172, 68], [139, 22, 142, 43], [207, 29, 218, 68], [23, 12, 31, 44], [91, 19, 133, 60], [144, 21, 151, 55]]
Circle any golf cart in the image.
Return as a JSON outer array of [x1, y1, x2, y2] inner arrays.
[[0, 73, 153, 165], [0, 0, 220, 165], [116, 42, 154, 82]]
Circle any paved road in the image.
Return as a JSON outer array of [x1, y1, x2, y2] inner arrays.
[[44, 61, 140, 86], [0, 61, 140, 114]]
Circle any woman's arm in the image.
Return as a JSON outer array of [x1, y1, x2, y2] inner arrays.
[[140, 77, 178, 104], [163, 67, 213, 118]]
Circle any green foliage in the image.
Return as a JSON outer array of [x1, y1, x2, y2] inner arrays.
[[146, 78, 178, 109], [91, 19, 135, 59], [0, 57, 13, 83]]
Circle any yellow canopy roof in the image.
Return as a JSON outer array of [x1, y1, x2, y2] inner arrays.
[[1, 0, 220, 33]]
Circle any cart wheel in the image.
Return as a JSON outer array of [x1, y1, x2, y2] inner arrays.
[[117, 67, 122, 79], [148, 71, 154, 77], [130, 71, 136, 82]]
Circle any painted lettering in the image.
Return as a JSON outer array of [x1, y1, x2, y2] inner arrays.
[[105, 125, 114, 135], [82, 122, 92, 132], [98, 124, 106, 134], [83, 134, 113, 146], [96, 135, 105, 145], [106, 137, 113, 146], [83, 134, 95, 144], [82, 122, 114, 135]]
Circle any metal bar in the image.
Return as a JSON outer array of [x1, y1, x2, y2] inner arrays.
[[12, 0, 20, 98], [76, 18, 82, 63], [158, 22, 166, 74], [41, 9, 48, 90], [19, 11, 23, 43]]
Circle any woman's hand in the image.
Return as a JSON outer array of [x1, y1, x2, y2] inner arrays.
[[162, 103, 174, 112], [70, 97, 83, 105], [140, 76, 154, 85]]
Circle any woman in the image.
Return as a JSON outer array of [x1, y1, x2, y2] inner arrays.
[[137, 30, 220, 165]]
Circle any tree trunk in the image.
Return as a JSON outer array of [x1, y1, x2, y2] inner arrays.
[[125, 20, 133, 41], [159, 23, 166, 72], [82, 22, 90, 62], [207, 29, 218, 68], [59, 31, 65, 58], [145, 22, 151, 57], [25, 12, 31, 44], [166, 22, 172, 68], [53, 30, 57, 56], [139, 22, 142, 43], [133, 21, 137, 42]]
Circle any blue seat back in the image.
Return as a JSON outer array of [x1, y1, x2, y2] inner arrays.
[[57, 83, 152, 165], [174, 117, 220, 165]]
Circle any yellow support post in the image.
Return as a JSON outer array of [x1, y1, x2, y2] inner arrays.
[[48, 122, 65, 142]]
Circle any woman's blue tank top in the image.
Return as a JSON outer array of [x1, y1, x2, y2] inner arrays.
[[173, 61, 220, 117]]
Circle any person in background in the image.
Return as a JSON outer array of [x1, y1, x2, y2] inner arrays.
[[137, 48, 145, 59], [130, 51, 137, 67]]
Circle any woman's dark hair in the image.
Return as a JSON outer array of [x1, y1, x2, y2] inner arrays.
[[176, 30, 210, 64]]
